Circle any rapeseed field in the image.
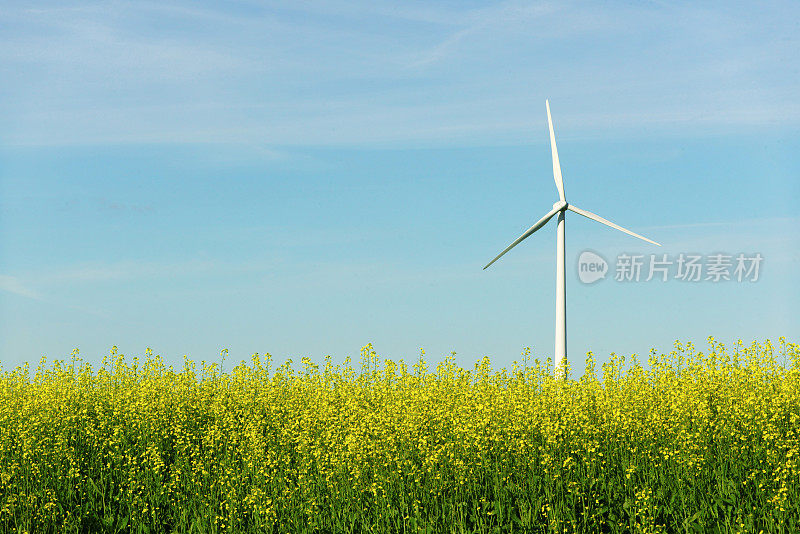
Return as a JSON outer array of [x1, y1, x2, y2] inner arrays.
[[1, 337, 798, 533]]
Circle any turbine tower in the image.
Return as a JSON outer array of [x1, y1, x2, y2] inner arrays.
[[484, 101, 661, 377]]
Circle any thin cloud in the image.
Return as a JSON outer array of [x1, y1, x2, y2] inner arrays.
[[96, 198, 155, 214], [32, 258, 277, 285], [644, 216, 800, 232], [0, 274, 42, 300], [1, 1, 798, 147], [405, 2, 563, 70], [406, 27, 475, 70]]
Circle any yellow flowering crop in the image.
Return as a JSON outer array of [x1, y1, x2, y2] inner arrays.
[[0, 337, 798, 533]]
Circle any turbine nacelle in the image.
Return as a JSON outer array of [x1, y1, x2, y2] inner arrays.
[[553, 200, 568, 211]]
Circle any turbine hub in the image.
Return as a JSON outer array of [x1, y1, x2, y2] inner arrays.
[[553, 200, 568, 211]]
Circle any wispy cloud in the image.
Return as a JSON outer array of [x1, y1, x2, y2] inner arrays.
[[406, 27, 476, 70], [1, 0, 798, 147], [644, 216, 800, 232], [31, 258, 278, 285], [0, 274, 42, 300], [95, 198, 155, 214]]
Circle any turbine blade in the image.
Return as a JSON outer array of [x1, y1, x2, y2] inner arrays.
[[567, 204, 661, 246], [546, 100, 566, 201], [483, 207, 560, 270]]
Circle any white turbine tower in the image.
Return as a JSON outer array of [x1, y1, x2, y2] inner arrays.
[[484, 101, 661, 377]]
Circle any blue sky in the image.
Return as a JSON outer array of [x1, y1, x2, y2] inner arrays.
[[1, 0, 798, 375]]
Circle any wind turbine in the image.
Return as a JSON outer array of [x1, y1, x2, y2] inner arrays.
[[483, 101, 661, 377]]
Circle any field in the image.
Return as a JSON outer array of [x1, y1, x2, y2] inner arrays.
[[1, 338, 798, 533]]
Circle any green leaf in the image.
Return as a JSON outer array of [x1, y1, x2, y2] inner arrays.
[[116, 515, 129, 533]]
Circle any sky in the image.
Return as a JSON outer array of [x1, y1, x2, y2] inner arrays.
[[1, 0, 799, 376]]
